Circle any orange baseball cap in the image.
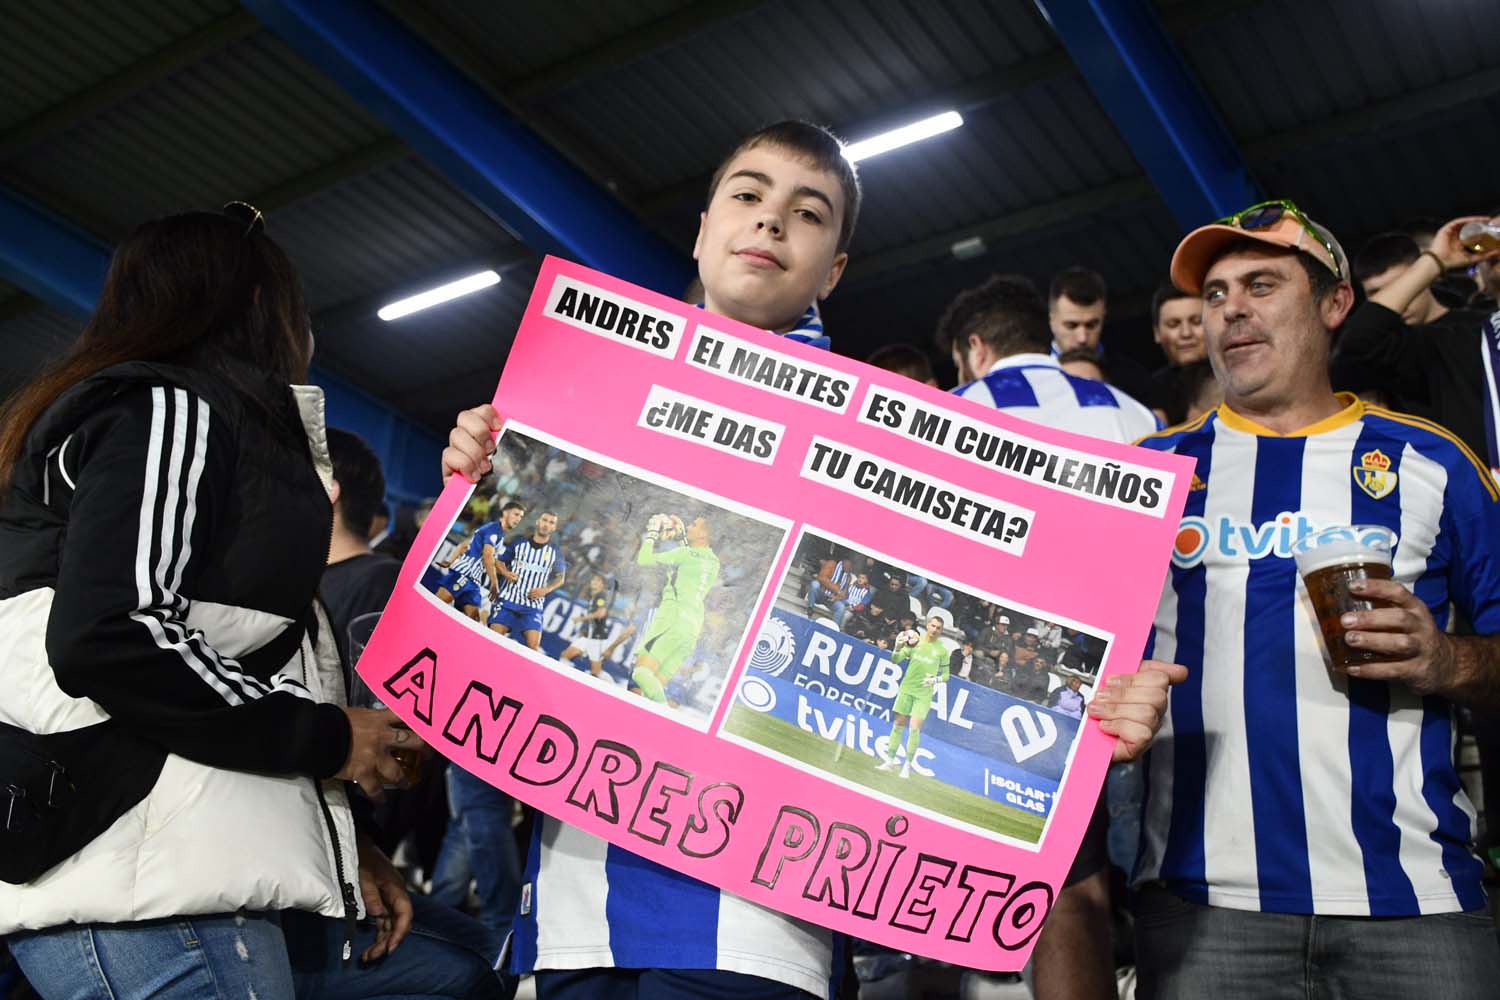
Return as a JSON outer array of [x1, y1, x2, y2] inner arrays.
[[1170, 201, 1348, 295]]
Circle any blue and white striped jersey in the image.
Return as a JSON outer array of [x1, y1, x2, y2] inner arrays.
[[448, 521, 503, 589], [511, 820, 837, 996], [954, 354, 1159, 442], [510, 310, 841, 996], [1134, 396, 1500, 916], [496, 537, 565, 610]]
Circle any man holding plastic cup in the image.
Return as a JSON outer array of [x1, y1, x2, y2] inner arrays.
[[1132, 200, 1500, 999]]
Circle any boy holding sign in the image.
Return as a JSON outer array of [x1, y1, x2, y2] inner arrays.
[[442, 122, 1181, 1000]]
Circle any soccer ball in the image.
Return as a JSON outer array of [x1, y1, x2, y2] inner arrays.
[[898, 629, 922, 647], [660, 514, 686, 540]]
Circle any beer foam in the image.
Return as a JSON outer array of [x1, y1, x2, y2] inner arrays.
[[1292, 538, 1393, 577]]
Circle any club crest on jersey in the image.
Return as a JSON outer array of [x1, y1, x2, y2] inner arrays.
[[1189, 473, 1207, 492], [1353, 448, 1397, 500]]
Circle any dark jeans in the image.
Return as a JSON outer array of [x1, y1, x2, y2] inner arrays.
[[1134, 884, 1500, 1000], [431, 765, 522, 942], [9, 893, 508, 999]]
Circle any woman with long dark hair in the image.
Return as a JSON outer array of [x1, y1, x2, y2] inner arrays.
[[0, 206, 505, 998]]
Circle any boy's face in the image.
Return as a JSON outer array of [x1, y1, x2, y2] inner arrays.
[[694, 144, 848, 333]]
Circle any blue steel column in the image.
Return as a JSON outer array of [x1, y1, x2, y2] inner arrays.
[[1036, 0, 1261, 226], [0, 186, 109, 318], [244, 0, 691, 293]]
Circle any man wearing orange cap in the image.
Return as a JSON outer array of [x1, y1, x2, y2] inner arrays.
[[1131, 201, 1500, 998]]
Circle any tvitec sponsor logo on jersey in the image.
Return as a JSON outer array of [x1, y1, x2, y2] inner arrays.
[[1171, 513, 1397, 568]]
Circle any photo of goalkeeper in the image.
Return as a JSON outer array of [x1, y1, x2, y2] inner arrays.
[[630, 512, 720, 704], [878, 614, 950, 779]]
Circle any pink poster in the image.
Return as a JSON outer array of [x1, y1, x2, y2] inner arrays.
[[357, 256, 1193, 970]]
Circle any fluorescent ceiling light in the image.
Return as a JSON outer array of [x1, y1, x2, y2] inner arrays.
[[842, 111, 964, 163], [378, 270, 500, 320]]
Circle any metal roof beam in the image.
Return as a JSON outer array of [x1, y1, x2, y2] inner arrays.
[[0, 11, 260, 160], [244, 0, 690, 294], [1035, 0, 1260, 226], [0, 186, 109, 319]]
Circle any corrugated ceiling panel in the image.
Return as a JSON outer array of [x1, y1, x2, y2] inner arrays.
[[1258, 95, 1500, 245], [272, 156, 518, 312], [1177, 0, 1500, 143], [386, 0, 693, 84], [534, 0, 1061, 197], [0, 0, 237, 133], [5, 30, 389, 238]]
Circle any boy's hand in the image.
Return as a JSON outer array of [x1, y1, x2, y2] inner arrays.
[[442, 404, 502, 486], [1088, 660, 1189, 763]]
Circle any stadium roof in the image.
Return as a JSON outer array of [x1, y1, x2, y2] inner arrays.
[[3, 0, 1498, 431]]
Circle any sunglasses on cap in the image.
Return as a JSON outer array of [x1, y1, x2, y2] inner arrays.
[[1213, 199, 1341, 278], [221, 201, 265, 238]]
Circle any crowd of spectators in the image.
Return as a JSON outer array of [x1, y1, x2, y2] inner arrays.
[[799, 541, 1106, 711]]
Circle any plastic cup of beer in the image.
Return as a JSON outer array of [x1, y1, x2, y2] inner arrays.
[[348, 611, 422, 787], [1292, 526, 1397, 672]]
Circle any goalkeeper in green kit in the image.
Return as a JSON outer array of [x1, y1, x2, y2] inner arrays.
[[878, 614, 950, 778], [630, 512, 720, 704]]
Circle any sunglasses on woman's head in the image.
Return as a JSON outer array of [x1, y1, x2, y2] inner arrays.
[[221, 201, 265, 238]]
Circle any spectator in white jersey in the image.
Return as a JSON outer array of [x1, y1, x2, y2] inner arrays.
[[935, 274, 1188, 998], [1133, 198, 1500, 999], [941, 274, 1159, 444], [442, 120, 863, 1000]]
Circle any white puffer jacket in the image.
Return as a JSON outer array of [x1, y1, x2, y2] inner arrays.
[[0, 364, 363, 933]]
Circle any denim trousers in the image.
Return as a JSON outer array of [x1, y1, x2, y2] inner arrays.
[[1105, 759, 1144, 873], [1134, 884, 1500, 1000], [430, 764, 522, 941], [8, 893, 509, 999]]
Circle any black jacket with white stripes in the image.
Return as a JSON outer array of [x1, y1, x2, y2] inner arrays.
[[0, 359, 351, 781]]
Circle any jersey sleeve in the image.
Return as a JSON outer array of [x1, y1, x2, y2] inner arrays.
[[636, 538, 688, 567], [552, 545, 567, 577], [892, 643, 913, 665], [43, 384, 350, 778], [1442, 464, 1500, 633]]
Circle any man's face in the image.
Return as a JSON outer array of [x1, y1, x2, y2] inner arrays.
[[1049, 294, 1105, 350], [534, 512, 559, 539], [1024, 634, 1038, 647], [926, 616, 944, 638], [686, 516, 709, 545], [694, 145, 848, 333], [1202, 247, 1348, 414], [1154, 296, 1206, 366], [1360, 262, 1427, 325], [962, 642, 973, 655], [501, 506, 525, 531], [887, 576, 902, 591], [1068, 676, 1082, 691]]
